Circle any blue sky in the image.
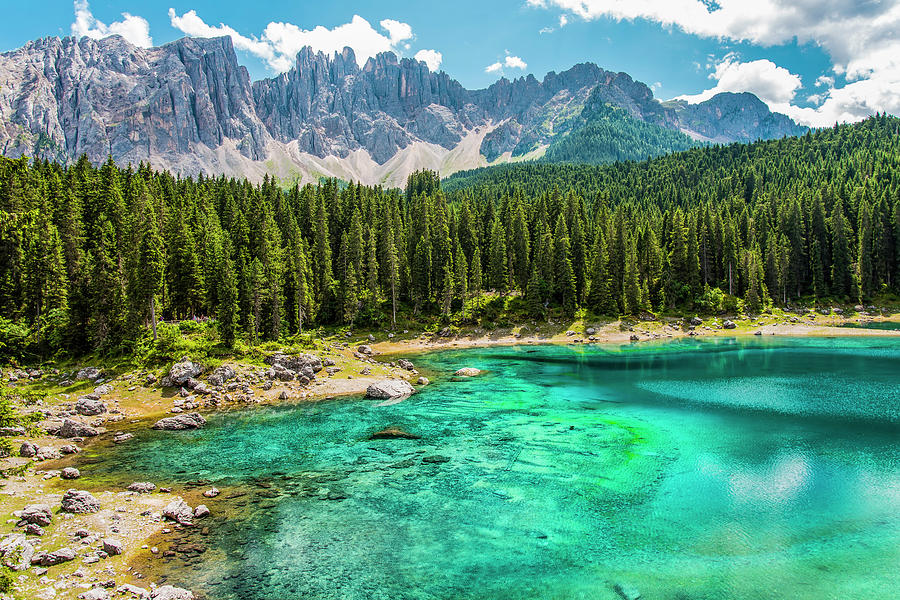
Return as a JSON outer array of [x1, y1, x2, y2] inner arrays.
[[2, 1, 898, 126]]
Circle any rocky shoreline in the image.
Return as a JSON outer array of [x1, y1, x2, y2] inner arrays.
[[1, 314, 898, 599]]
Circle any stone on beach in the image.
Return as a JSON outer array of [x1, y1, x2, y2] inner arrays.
[[61, 489, 100, 514]]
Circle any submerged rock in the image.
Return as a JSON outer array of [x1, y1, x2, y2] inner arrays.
[[366, 380, 415, 400], [454, 367, 482, 377], [369, 427, 421, 440], [152, 413, 206, 431], [614, 583, 642, 600]]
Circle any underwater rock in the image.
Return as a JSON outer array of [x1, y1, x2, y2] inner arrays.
[[416, 376, 429, 386], [369, 427, 421, 440], [152, 413, 206, 431], [366, 380, 415, 400], [454, 368, 481, 377], [614, 583, 642, 600], [422, 455, 450, 464], [61, 489, 100, 514]]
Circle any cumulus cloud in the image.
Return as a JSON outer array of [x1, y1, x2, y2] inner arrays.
[[71, 0, 152, 48], [528, 0, 900, 125], [485, 54, 529, 74], [414, 49, 443, 71], [169, 10, 420, 73], [675, 55, 803, 105]]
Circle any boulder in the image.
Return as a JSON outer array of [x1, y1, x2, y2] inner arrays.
[[357, 345, 374, 356], [117, 584, 151, 599], [723, 320, 737, 330], [152, 413, 206, 431], [35, 446, 62, 460], [151, 586, 195, 600], [61, 467, 81, 480], [416, 377, 429, 386], [79, 590, 111, 600], [397, 359, 415, 371], [207, 365, 235, 387], [690, 316, 703, 326], [163, 360, 202, 387], [202, 488, 219, 498], [365, 380, 415, 400], [127, 482, 156, 494], [0, 533, 34, 571], [114, 432, 134, 443], [75, 397, 107, 416], [19, 442, 38, 457], [369, 427, 421, 440], [61, 489, 100, 514], [93, 384, 113, 396], [24, 523, 44, 536], [614, 583, 642, 600], [163, 498, 194, 525], [102, 538, 124, 556], [20, 504, 52, 526], [60, 444, 80, 455], [585, 327, 596, 335], [37, 546, 76, 566], [267, 364, 295, 381], [454, 368, 481, 377], [76, 367, 102, 381], [193, 505, 210, 518], [60, 419, 99, 438], [264, 354, 322, 379]]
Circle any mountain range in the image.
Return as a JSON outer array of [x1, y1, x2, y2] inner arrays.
[[0, 34, 806, 186]]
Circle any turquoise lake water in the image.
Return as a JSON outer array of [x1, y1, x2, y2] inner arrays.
[[80, 337, 900, 599]]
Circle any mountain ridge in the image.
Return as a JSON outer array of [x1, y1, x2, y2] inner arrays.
[[0, 34, 806, 186]]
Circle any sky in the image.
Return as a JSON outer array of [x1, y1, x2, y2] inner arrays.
[[1, 1, 898, 127]]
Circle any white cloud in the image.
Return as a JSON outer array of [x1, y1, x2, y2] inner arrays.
[[486, 54, 529, 74], [675, 54, 802, 106], [169, 10, 424, 73], [505, 55, 528, 70], [414, 49, 443, 71], [528, 0, 900, 125], [71, 0, 152, 48], [559, 14, 569, 27]]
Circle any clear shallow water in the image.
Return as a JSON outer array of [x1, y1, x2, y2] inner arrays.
[[79, 337, 900, 599]]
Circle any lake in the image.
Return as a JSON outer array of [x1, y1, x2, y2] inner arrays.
[[77, 337, 900, 600]]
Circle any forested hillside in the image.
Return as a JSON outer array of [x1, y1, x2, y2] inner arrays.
[[1, 115, 899, 357], [541, 93, 699, 165]]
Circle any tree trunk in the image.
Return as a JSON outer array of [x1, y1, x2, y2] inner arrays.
[[150, 296, 158, 341]]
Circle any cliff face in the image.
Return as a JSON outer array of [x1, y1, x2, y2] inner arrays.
[[0, 35, 807, 184], [0, 35, 268, 169]]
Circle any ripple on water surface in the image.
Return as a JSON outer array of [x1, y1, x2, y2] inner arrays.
[[77, 337, 900, 600]]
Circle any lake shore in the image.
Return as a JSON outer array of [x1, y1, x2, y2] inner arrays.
[[2, 312, 899, 599]]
